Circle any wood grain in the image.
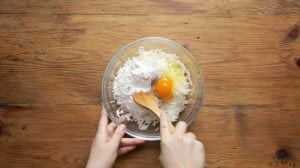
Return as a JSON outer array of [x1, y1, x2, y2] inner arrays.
[[1, 0, 300, 167]]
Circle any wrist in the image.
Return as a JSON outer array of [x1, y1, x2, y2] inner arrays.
[[86, 158, 113, 168]]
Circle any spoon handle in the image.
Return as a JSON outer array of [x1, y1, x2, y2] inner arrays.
[[168, 122, 176, 134], [153, 108, 175, 134], [133, 91, 176, 134]]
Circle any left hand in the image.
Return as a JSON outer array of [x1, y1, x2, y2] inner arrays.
[[86, 106, 145, 168]]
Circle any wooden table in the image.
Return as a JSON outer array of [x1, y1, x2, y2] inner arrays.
[[1, 0, 299, 167]]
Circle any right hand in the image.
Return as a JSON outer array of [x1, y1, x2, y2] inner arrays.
[[159, 112, 205, 168]]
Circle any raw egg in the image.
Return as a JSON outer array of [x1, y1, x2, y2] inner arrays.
[[153, 74, 173, 100]]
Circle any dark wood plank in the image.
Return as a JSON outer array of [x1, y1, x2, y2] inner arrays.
[[1, 0, 300, 15]]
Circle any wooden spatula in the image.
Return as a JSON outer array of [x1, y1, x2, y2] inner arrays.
[[133, 91, 175, 133]]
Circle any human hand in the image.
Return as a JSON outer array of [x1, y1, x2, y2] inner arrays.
[[86, 106, 145, 168], [159, 112, 205, 168]]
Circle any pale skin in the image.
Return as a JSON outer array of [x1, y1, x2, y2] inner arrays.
[[159, 111, 205, 168], [86, 107, 205, 168], [86, 107, 145, 168]]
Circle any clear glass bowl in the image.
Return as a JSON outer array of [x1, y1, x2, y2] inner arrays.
[[102, 37, 204, 141]]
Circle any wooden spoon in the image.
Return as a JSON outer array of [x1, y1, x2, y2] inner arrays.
[[133, 91, 176, 133]]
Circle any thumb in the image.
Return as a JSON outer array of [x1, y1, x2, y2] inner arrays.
[[110, 124, 126, 149]]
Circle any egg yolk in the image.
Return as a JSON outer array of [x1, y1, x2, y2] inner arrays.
[[153, 75, 173, 100]]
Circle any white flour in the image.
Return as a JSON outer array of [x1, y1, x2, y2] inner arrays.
[[112, 47, 192, 130]]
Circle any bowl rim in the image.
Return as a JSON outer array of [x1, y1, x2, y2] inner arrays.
[[102, 37, 205, 141]]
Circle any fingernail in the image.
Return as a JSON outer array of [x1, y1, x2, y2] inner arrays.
[[160, 111, 164, 117], [101, 111, 106, 117], [161, 111, 166, 119], [119, 124, 126, 131]]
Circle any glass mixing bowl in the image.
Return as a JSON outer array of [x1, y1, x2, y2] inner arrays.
[[102, 37, 204, 141]]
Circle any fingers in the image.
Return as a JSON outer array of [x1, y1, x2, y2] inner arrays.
[[110, 124, 126, 149], [175, 121, 187, 135], [118, 146, 136, 156], [107, 115, 126, 137], [160, 111, 170, 138], [117, 115, 126, 124], [107, 122, 117, 136], [186, 132, 196, 140], [97, 106, 108, 140], [120, 138, 145, 147]]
